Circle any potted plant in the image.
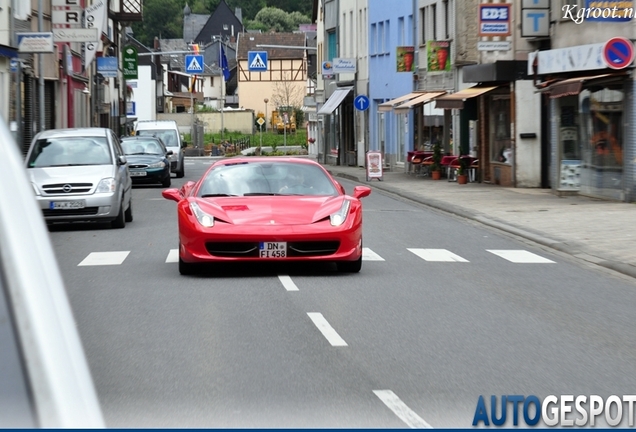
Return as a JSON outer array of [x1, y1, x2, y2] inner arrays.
[[456, 156, 469, 184], [430, 141, 442, 180]]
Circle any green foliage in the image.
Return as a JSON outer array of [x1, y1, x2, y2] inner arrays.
[[253, 7, 294, 32], [431, 141, 442, 172], [289, 11, 312, 26]]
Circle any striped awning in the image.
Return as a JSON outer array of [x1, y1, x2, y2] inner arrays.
[[434, 86, 500, 109], [394, 91, 446, 113]]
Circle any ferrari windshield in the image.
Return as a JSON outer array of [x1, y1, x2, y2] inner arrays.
[[198, 162, 339, 197]]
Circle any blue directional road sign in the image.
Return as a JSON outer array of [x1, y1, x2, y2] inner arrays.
[[354, 95, 370, 111], [248, 51, 268, 71], [185, 54, 204, 74]]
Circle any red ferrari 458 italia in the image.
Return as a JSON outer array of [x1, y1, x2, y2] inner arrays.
[[162, 158, 372, 275]]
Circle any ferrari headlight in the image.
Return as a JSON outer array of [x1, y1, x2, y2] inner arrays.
[[148, 161, 166, 168], [96, 178, 116, 193], [329, 199, 351, 227], [190, 202, 215, 227]]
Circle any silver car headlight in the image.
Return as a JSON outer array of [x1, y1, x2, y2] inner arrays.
[[190, 202, 214, 227], [96, 178, 116, 193], [148, 161, 166, 169], [329, 199, 351, 227]]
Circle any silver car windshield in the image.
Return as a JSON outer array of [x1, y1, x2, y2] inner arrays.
[[198, 162, 338, 197], [27, 137, 111, 168], [136, 130, 178, 148]]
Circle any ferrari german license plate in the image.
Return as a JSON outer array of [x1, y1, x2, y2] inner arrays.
[[50, 200, 85, 210], [259, 242, 287, 258]]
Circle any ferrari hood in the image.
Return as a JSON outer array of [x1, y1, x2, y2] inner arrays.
[[194, 195, 346, 225]]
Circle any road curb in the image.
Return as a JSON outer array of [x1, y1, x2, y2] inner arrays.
[[329, 170, 636, 280]]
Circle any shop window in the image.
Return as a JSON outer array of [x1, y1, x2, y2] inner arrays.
[[489, 96, 511, 164], [578, 87, 624, 197]]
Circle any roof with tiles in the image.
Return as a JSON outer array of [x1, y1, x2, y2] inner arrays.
[[236, 32, 307, 60]]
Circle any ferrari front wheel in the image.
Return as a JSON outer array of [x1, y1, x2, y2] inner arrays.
[[337, 256, 362, 273], [179, 257, 198, 275]]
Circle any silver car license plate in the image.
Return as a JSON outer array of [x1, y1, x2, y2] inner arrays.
[[50, 200, 86, 210]]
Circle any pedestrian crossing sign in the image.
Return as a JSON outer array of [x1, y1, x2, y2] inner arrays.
[[185, 54, 204, 73], [248, 51, 268, 71]]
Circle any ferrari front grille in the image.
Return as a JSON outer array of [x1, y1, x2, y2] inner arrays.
[[204, 241, 341, 258], [288, 241, 340, 257], [205, 242, 259, 257]]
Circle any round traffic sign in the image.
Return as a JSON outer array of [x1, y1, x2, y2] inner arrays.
[[354, 95, 370, 111], [603, 37, 635, 70]]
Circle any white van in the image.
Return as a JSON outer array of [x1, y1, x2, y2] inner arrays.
[[134, 120, 186, 178]]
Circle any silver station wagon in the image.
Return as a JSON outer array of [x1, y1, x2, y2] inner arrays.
[[25, 128, 133, 228]]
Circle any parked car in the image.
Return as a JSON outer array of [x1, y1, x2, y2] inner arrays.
[[0, 120, 104, 427], [121, 136, 173, 187], [25, 128, 133, 229], [162, 157, 371, 275], [133, 120, 186, 178]]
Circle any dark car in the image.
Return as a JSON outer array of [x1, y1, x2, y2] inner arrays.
[[121, 136, 173, 187]]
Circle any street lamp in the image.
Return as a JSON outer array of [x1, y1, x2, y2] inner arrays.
[[264, 98, 269, 133]]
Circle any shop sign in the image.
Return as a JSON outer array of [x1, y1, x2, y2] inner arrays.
[[477, 41, 511, 51], [479, 4, 511, 36], [332, 58, 356, 73], [396, 46, 415, 72], [528, 43, 605, 75], [16, 32, 54, 53], [426, 41, 451, 72], [321, 60, 334, 79], [97, 56, 118, 77], [122, 45, 138, 80]]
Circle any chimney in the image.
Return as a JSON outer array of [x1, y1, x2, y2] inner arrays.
[[154, 36, 159, 50]]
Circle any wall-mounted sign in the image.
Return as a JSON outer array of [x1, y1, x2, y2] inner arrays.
[[53, 28, 98, 43], [528, 43, 605, 75], [478, 4, 511, 36], [426, 41, 451, 72], [603, 37, 635, 70], [97, 56, 118, 77], [332, 57, 356, 73], [521, 9, 550, 37], [396, 46, 415, 72], [16, 32, 54, 53], [122, 45, 138, 80], [321, 60, 334, 78], [477, 41, 511, 51]]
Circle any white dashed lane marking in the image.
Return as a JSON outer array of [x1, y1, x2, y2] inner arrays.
[[278, 275, 299, 291], [307, 313, 348, 347], [373, 390, 432, 428], [487, 249, 556, 263], [166, 249, 179, 263], [363, 247, 385, 261], [407, 248, 469, 262], [78, 251, 130, 266]]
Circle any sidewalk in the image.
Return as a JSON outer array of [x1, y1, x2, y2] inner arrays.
[[323, 164, 636, 279]]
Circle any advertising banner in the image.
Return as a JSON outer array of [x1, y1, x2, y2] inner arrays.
[[426, 40, 451, 72], [396, 46, 415, 72]]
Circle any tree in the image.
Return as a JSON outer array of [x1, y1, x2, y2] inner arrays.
[[253, 7, 294, 32], [131, 0, 183, 46], [271, 72, 305, 112]]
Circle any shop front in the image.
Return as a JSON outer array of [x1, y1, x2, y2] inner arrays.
[[435, 60, 528, 186], [543, 73, 628, 201], [317, 86, 354, 166]]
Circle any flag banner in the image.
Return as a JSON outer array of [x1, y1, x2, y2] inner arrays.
[[221, 45, 230, 81]]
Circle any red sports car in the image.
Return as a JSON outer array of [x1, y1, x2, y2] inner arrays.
[[162, 158, 371, 275]]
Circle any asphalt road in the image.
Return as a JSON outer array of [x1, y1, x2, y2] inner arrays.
[[49, 158, 636, 427]]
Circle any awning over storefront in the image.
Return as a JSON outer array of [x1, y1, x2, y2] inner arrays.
[[544, 73, 624, 98], [0, 44, 17, 58], [394, 91, 446, 113], [317, 86, 353, 115], [434, 86, 500, 109], [377, 92, 423, 112]]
